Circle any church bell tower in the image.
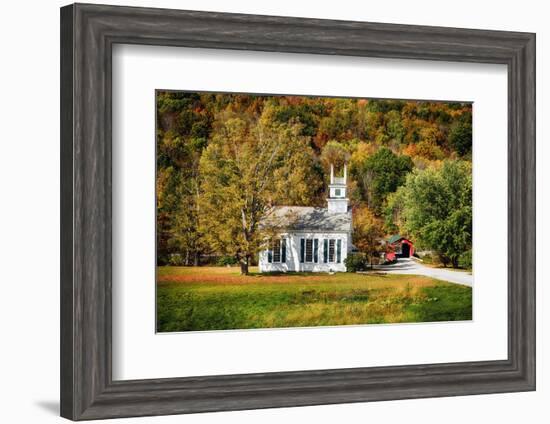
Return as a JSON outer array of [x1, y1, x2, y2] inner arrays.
[[327, 164, 349, 213]]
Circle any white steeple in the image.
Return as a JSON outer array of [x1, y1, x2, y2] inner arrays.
[[327, 164, 349, 213]]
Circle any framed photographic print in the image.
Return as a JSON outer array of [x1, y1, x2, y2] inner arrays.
[[60, 3, 535, 421], [154, 91, 474, 333]]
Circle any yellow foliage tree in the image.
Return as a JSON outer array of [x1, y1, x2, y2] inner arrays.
[[353, 205, 385, 266]]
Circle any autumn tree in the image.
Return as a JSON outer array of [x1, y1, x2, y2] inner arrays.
[[199, 110, 321, 274], [320, 140, 352, 174], [317, 99, 359, 144], [352, 206, 385, 266]]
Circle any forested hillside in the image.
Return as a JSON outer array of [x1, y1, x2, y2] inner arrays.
[[156, 91, 472, 271]]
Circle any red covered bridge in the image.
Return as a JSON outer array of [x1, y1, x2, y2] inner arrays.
[[385, 235, 415, 262]]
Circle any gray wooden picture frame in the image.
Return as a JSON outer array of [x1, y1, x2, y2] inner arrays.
[[60, 3, 536, 421]]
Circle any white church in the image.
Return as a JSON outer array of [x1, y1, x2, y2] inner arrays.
[[259, 164, 353, 273]]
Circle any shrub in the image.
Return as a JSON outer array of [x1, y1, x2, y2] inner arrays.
[[168, 254, 185, 266], [344, 253, 368, 272], [419, 252, 434, 265], [458, 250, 472, 269], [217, 255, 238, 266]]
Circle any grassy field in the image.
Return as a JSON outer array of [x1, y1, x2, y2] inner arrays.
[[156, 266, 472, 332]]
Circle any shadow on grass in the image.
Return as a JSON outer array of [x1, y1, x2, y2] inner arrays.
[[247, 271, 324, 277], [246, 271, 388, 278]]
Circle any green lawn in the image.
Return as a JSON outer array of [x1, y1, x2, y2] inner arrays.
[[156, 266, 472, 332]]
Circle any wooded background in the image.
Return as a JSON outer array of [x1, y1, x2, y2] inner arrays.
[[156, 92, 472, 270]]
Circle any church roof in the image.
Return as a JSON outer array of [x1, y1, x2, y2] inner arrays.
[[262, 206, 352, 233]]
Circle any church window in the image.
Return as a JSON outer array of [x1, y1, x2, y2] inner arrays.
[[314, 239, 319, 263], [328, 239, 335, 262], [305, 239, 313, 262], [300, 238, 319, 263], [273, 239, 281, 262], [269, 238, 286, 263]]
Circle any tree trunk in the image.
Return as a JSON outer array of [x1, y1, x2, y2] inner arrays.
[[193, 251, 200, 266], [241, 256, 250, 275], [240, 259, 249, 275]]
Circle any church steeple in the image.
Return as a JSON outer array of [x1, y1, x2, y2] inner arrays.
[[327, 164, 349, 213]]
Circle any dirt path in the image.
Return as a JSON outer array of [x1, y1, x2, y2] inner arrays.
[[374, 258, 473, 287]]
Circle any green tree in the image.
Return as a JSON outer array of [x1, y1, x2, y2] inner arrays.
[[199, 110, 321, 274], [272, 98, 325, 138], [385, 109, 405, 144], [156, 92, 213, 265], [449, 113, 472, 156], [388, 160, 472, 267], [352, 147, 413, 214]]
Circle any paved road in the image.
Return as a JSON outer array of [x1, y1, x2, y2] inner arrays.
[[373, 258, 473, 287]]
